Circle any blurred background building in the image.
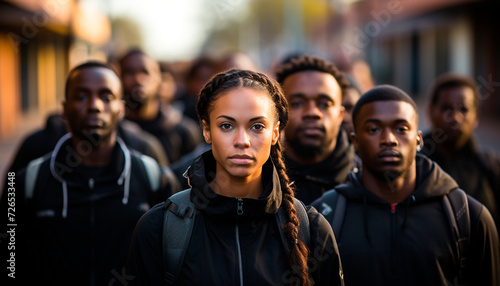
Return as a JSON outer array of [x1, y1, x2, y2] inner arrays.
[[1, 0, 499, 181]]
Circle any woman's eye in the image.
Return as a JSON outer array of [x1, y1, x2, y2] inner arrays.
[[252, 124, 265, 131], [220, 123, 233, 130]]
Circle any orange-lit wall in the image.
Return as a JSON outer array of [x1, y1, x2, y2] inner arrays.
[[0, 33, 21, 138]]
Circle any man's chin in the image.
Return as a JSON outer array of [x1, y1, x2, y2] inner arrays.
[[290, 140, 326, 159]]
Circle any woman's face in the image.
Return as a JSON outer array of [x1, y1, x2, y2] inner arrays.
[[202, 87, 280, 182]]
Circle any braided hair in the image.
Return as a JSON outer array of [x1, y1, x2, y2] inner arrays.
[[197, 69, 310, 286], [275, 54, 350, 99]]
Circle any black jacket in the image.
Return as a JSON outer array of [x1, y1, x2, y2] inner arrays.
[[0, 135, 180, 286], [133, 105, 202, 164], [285, 129, 354, 205], [312, 154, 500, 286], [421, 133, 500, 229], [126, 151, 344, 286]]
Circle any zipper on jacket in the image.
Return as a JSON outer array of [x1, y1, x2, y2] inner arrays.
[[235, 198, 244, 286], [390, 203, 397, 277]]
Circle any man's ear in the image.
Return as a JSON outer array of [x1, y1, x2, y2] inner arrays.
[[271, 122, 280, 145], [416, 130, 423, 151], [202, 120, 212, 144]]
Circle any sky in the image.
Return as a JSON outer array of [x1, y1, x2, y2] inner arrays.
[[90, 0, 250, 61]]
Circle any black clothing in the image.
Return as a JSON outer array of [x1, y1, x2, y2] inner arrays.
[[285, 130, 354, 205], [132, 105, 202, 164], [421, 133, 500, 228], [0, 135, 180, 286], [127, 151, 344, 286], [5, 113, 169, 174], [170, 142, 211, 189], [312, 154, 500, 286]]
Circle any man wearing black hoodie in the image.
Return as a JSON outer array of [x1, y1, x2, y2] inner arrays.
[[312, 85, 499, 285], [275, 55, 355, 204], [0, 61, 180, 285]]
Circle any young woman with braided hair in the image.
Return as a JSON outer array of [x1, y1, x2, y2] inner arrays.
[[126, 69, 344, 286]]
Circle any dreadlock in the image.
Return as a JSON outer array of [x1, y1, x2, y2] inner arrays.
[[197, 69, 310, 286]]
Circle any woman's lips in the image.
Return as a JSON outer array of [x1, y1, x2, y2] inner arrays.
[[229, 155, 254, 165]]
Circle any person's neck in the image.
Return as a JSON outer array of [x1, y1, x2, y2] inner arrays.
[[127, 98, 160, 122], [434, 140, 467, 157], [71, 134, 116, 167], [284, 140, 336, 165], [361, 163, 416, 204], [209, 167, 263, 199]]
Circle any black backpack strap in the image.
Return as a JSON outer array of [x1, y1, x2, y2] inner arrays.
[[277, 198, 311, 252], [162, 189, 196, 285], [442, 188, 470, 284], [317, 189, 346, 240]]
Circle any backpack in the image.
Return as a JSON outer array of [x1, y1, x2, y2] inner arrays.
[[24, 152, 163, 200], [318, 188, 470, 285], [161, 189, 311, 286]]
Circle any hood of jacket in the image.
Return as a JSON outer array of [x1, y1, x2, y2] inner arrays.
[[333, 153, 459, 246], [285, 128, 354, 188], [49, 133, 133, 217], [186, 150, 282, 221], [336, 153, 459, 204]]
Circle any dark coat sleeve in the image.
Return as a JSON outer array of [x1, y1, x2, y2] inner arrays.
[[465, 195, 500, 286], [307, 205, 345, 286]]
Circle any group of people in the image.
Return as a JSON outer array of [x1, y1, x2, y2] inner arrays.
[[1, 50, 499, 286]]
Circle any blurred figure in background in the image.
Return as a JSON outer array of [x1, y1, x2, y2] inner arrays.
[[341, 75, 363, 140], [421, 73, 500, 228], [218, 51, 257, 72], [157, 62, 178, 107], [176, 55, 218, 123], [119, 49, 202, 163], [275, 55, 355, 204]]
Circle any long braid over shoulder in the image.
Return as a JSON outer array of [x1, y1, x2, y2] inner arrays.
[[196, 69, 310, 286]]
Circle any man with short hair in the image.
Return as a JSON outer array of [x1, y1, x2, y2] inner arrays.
[[119, 49, 202, 163], [312, 85, 499, 285], [421, 73, 500, 227], [275, 55, 354, 204], [0, 61, 180, 285]]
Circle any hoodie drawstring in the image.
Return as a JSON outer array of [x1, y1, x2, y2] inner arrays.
[[363, 195, 373, 247], [116, 137, 132, 205], [62, 181, 68, 218]]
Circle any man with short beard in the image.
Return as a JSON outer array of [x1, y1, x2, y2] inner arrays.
[[119, 49, 202, 163], [312, 85, 499, 286], [0, 61, 180, 286], [275, 55, 355, 204]]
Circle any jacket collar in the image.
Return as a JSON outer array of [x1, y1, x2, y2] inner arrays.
[[187, 150, 282, 220]]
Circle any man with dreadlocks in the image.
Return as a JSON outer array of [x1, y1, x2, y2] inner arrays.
[[275, 55, 355, 205]]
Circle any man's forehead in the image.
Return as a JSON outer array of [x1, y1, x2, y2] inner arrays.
[[284, 71, 340, 98], [69, 67, 121, 88], [359, 100, 418, 121]]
